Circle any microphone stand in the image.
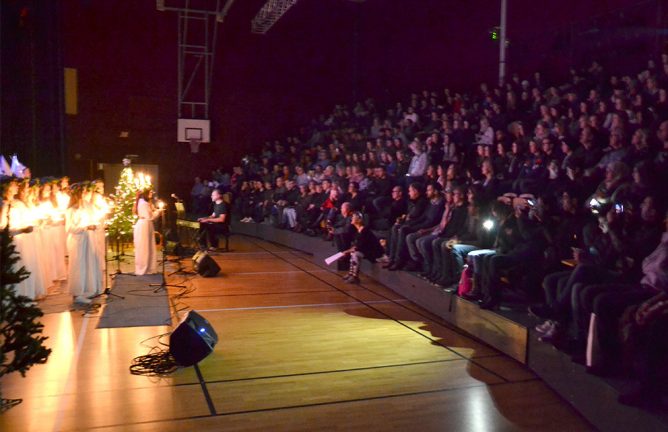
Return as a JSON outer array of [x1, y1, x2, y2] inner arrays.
[[90, 227, 125, 300], [150, 204, 186, 293], [167, 195, 196, 276]]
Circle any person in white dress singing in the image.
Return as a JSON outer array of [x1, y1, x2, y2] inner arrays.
[[67, 184, 102, 304], [133, 188, 162, 275]]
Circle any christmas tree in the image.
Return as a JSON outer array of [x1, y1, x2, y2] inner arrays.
[[107, 159, 152, 241], [0, 226, 52, 411]]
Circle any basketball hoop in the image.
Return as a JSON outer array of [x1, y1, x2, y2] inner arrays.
[[189, 139, 201, 154]]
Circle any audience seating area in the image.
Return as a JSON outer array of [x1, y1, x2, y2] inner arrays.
[[191, 55, 668, 428]]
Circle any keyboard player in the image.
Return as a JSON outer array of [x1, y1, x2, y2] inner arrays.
[[197, 188, 229, 251]]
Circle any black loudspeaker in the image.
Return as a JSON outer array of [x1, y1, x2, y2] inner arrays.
[[169, 310, 218, 366], [192, 251, 221, 277]]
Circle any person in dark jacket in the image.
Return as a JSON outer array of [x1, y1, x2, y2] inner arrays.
[[478, 197, 549, 309], [432, 185, 492, 287], [330, 202, 356, 253], [384, 182, 427, 267], [371, 185, 407, 231], [548, 189, 590, 263], [345, 181, 366, 212], [387, 183, 444, 270], [411, 185, 468, 276], [342, 212, 384, 284]]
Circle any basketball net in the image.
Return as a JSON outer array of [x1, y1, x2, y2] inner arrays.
[[189, 139, 201, 154]]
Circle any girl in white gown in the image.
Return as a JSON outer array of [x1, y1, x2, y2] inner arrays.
[[27, 183, 51, 296], [1, 180, 35, 299], [133, 189, 161, 275], [51, 180, 69, 281], [67, 185, 102, 304], [7, 181, 44, 299], [37, 182, 62, 284]]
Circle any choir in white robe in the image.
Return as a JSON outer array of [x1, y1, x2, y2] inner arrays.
[[54, 191, 70, 280], [66, 206, 102, 297], [8, 201, 44, 299], [37, 201, 59, 284], [133, 198, 158, 275]]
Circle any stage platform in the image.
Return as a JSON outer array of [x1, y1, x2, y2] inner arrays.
[[230, 221, 668, 432], [0, 235, 594, 431]]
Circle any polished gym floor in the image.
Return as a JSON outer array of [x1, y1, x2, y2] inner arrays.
[[0, 236, 592, 431]]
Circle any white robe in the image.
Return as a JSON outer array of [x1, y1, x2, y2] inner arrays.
[[8, 202, 43, 299], [43, 199, 68, 281], [37, 201, 59, 284], [133, 199, 158, 275], [54, 192, 70, 280], [66, 207, 102, 297]]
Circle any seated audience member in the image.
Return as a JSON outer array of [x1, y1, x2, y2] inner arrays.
[[572, 126, 603, 171], [611, 160, 656, 207], [345, 181, 365, 212], [502, 141, 525, 189], [276, 179, 300, 228], [341, 211, 384, 284], [330, 202, 356, 254], [294, 165, 310, 187], [562, 198, 664, 355], [543, 159, 570, 201], [477, 160, 499, 202], [269, 177, 286, 224], [236, 181, 253, 221], [321, 187, 343, 229], [477, 197, 549, 309], [386, 183, 444, 270], [412, 186, 468, 277], [580, 209, 668, 380], [513, 139, 547, 194], [291, 184, 312, 232], [533, 204, 637, 344], [545, 188, 589, 264], [432, 185, 491, 287], [384, 182, 427, 266], [372, 185, 407, 231], [587, 128, 630, 178], [366, 166, 394, 210], [465, 200, 514, 299], [405, 140, 428, 184], [587, 161, 630, 210]]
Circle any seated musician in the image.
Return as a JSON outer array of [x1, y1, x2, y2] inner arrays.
[[197, 188, 229, 251]]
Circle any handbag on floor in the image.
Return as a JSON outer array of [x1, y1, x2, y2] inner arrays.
[[457, 264, 473, 297]]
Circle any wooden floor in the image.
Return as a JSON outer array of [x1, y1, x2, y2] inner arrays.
[[0, 236, 593, 431]]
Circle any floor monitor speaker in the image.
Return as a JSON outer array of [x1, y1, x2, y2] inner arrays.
[[193, 251, 220, 277], [169, 310, 218, 366]]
